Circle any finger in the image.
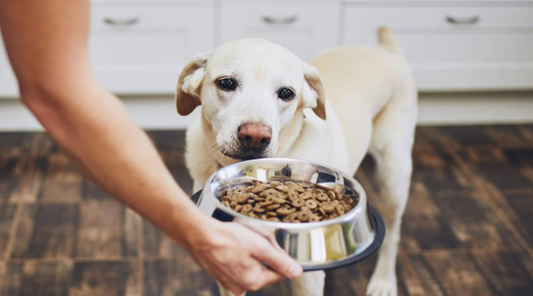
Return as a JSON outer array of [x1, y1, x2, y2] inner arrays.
[[213, 268, 249, 296], [251, 239, 303, 278], [228, 285, 246, 296], [261, 231, 284, 252], [238, 222, 284, 251], [236, 264, 283, 292], [218, 279, 246, 296], [256, 266, 284, 287]]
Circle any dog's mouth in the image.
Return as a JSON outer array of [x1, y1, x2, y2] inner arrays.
[[220, 147, 271, 160]]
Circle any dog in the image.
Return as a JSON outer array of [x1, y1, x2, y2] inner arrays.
[[175, 27, 417, 296]]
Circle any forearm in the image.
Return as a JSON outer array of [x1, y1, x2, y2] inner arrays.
[[1, 1, 302, 291], [0, 0, 212, 248], [24, 76, 209, 247]]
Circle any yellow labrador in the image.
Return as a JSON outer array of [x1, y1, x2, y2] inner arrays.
[[176, 27, 417, 296]]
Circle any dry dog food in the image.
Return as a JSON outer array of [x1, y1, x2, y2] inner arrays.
[[217, 180, 357, 223]]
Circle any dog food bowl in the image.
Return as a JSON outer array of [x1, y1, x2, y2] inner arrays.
[[192, 158, 385, 271]]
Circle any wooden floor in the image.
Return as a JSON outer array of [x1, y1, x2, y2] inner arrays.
[[1, 125, 533, 296]]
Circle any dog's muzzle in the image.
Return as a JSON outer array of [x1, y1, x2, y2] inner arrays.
[[236, 122, 272, 158]]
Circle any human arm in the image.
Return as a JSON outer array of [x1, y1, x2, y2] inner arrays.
[[0, 0, 302, 293]]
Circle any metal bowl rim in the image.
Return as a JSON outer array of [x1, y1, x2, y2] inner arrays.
[[202, 157, 369, 230]]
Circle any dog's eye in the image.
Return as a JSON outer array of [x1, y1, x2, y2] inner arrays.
[[278, 88, 295, 101], [216, 78, 237, 91]]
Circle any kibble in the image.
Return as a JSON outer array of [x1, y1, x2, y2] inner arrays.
[[217, 179, 358, 223], [292, 198, 305, 208]]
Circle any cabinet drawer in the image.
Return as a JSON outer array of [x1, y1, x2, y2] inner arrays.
[[89, 3, 214, 94], [343, 6, 533, 91], [220, 1, 340, 62], [91, 4, 211, 30], [344, 7, 533, 30]]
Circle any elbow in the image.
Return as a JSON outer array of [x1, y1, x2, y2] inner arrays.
[[17, 78, 87, 135], [19, 81, 45, 106], [17, 80, 80, 146], [18, 74, 89, 119], [18, 83, 62, 120]]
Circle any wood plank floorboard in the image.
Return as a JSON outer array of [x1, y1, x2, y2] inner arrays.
[[0, 125, 532, 295], [10, 204, 78, 260], [70, 261, 140, 296], [0, 205, 17, 258], [401, 191, 522, 250], [1, 261, 72, 296], [0, 155, 28, 202]]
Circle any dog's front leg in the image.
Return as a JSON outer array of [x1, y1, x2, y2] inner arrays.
[[366, 142, 413, 296], [291, 271, 325, 296]]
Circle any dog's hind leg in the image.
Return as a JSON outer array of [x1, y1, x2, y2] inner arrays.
[[366, 92, 416, 296], [290, 271, 325, 296]]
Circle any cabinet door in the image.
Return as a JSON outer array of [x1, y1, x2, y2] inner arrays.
[[90, 1, 214, 94], [220, 1, 340, 62], [343, 6, 533, 91]]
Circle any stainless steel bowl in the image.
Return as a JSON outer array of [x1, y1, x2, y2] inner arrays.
[[193, 158, 385, 271]]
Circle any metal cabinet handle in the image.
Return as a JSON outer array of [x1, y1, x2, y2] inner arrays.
[[262, 15, 298, 25], [446, 15, 479, 25], [103, 17, 139, 26]]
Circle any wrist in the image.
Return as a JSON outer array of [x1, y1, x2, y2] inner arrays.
[[166, 203, 221, 250], [182, 216, 221, 252]]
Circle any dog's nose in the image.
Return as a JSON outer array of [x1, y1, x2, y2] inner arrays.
[[238, 123, 272, 150]]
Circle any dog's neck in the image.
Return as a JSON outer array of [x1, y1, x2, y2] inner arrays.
[[200, 111, 306, 167]]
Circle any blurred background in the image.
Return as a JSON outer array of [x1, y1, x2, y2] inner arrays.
[[1, 0, 532, 127], [0, 0, 532, 295]]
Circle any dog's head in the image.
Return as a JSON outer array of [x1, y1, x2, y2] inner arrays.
[[176, 39, 326, 160]]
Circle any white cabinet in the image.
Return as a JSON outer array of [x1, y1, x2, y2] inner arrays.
[[343, 3, 533, 91], [90, 1, 214, 94], [0, 0, 215, 97], [220, 0, 340, 62], [1, 0, 532, 97]]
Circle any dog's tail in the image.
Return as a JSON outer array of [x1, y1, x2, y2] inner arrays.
[[377, 26, 403, 55]]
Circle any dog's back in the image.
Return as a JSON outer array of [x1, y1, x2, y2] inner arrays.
[[310, 27, 417, 171]]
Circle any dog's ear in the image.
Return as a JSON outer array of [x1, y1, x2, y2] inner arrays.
[[301, 64, 327, 120], [175, 53, 209, 116]]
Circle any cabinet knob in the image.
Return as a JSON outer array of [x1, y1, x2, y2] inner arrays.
[[103, 17, 139, 26], [446, 15, 479, 25], [262, 15, 298, 25]]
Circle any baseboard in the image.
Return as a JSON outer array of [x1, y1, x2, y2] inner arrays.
[[0, 92, 531, 131], [417, 91, 533, 126]]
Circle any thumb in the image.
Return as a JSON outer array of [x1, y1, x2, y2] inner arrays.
[[252, 238, 303, 279]]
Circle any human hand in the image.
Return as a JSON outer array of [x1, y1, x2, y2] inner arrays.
[[184, 220, 303, 294]]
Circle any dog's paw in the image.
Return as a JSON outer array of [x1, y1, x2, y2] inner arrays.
[[366, 276, 397, 296]]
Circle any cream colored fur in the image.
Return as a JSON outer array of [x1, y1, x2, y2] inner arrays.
[[176, 27, 417, 296]]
